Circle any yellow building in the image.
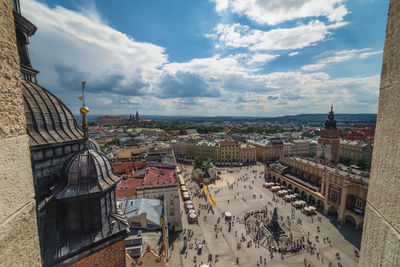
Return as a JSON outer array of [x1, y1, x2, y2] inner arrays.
[[218, 140, 240, 163]]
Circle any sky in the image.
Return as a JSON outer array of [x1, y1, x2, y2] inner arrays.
[[21, 0, 389, 116]]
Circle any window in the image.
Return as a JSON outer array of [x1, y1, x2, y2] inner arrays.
[[329, 189, 340, 203], [355, 199, 363, 210]]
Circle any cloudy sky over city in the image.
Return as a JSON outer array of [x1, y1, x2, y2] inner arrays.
[[22, 0, 388, 116]]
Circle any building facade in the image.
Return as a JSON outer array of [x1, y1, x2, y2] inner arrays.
[[283, 141, 295, 156], [195, 140, 216, 161], [218, 140, 240, 162], [185, 140, 196, 159], [175, 141, 186, 158], [292, 139, 311, 156], [97, 115, 125, 126], [265, 156, 368, 230], [339, 140, 373, 162], [247, 138, 284, 162], [239, 143, 256, 163]]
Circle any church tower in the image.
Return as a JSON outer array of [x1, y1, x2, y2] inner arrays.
[[135, 110, 140, 122], [317, 105, 340, 166]]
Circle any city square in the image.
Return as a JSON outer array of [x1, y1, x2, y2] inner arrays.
[[169, 164, 362, 267]]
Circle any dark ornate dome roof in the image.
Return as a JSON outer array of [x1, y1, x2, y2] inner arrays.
[[22, 80, 84, 147], [53, 149, 120, 199], [89, 138, 101, 151]]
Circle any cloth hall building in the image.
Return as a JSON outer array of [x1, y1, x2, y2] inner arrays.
[[265, 108, 369, 230]]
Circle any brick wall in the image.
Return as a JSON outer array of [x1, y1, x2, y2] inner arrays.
[[69, 240, 125, 267]]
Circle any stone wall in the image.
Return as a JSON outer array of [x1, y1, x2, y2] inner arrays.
[[359, 0, 400, 266], [0, 0, 41, 265], [69, 240, 126, 267]]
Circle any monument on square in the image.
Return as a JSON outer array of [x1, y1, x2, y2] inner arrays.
[[266, 208, 285, 238]]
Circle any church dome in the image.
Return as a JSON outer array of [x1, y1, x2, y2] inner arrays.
[[22, 80, 84, 147], [89, 138, 101, 151], [53, 148, 120, 199]]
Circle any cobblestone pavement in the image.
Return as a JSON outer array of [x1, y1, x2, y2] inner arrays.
[[168, 163, 361, 267]]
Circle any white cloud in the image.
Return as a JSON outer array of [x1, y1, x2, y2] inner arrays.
[[359, 50, 382, 59], [22, 0, 167, 99], [211, 0, 229, 13], [302, 49, 380, 71], [120, 96, 144, 104], [289, 52, 299, 57], [246, 53, 279, 65], [230, 0, 348, 25], [21, 0, 380, 116], [209, 20, 347, 51]]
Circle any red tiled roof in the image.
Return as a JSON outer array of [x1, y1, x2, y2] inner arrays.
[[143, 167, 176, 187], [116, 167, 176, 191], [116, 177, 143, 190], [112, 162, 146, 174]]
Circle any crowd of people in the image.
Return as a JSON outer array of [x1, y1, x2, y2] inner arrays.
[[173, 164, 354, 267]]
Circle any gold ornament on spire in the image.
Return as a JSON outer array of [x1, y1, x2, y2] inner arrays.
[[79, 80, 89, 115], [80, 106, 90, 115]]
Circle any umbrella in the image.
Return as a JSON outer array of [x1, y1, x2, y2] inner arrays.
[[185, 200, 193, 205], [187, 204, 194, 209], [189, 209, 196, 214], [225, 212, 232, 217], [189, 213, 197, 219]]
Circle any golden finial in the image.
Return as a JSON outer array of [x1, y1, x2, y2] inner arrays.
[[80, 106, 90, 115], [79, 81, 89, 146], [79, 81, 89, 115]]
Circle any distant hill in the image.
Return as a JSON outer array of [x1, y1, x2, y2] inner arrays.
[[80, 113, 376, 124], [262, 114, 377, 123]]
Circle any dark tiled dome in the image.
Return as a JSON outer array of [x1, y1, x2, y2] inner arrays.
[[53, 149, 120, 199], [89, 138, 101, 151], [22, 80, 83, 147]]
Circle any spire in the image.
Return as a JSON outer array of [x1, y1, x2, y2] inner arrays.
[[79, 81, 90, 147], [324, 104, 337, 130]]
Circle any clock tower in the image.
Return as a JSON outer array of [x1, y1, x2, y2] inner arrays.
[[317, 105, 340, 166]]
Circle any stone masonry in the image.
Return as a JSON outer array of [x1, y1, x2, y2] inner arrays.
[[0, 0, 41, 266], [359, 0, 400, 266]]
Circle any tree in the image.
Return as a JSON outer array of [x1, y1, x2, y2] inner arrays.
[[355, 158, 367, 169], [339, 157, 351, 165], [301, 131, 314, 138], [194, 157, 203, 169]]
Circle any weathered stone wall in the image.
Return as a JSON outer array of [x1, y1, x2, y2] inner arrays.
[[359, 0, 400, 266], [0, 0, 41, 266]]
